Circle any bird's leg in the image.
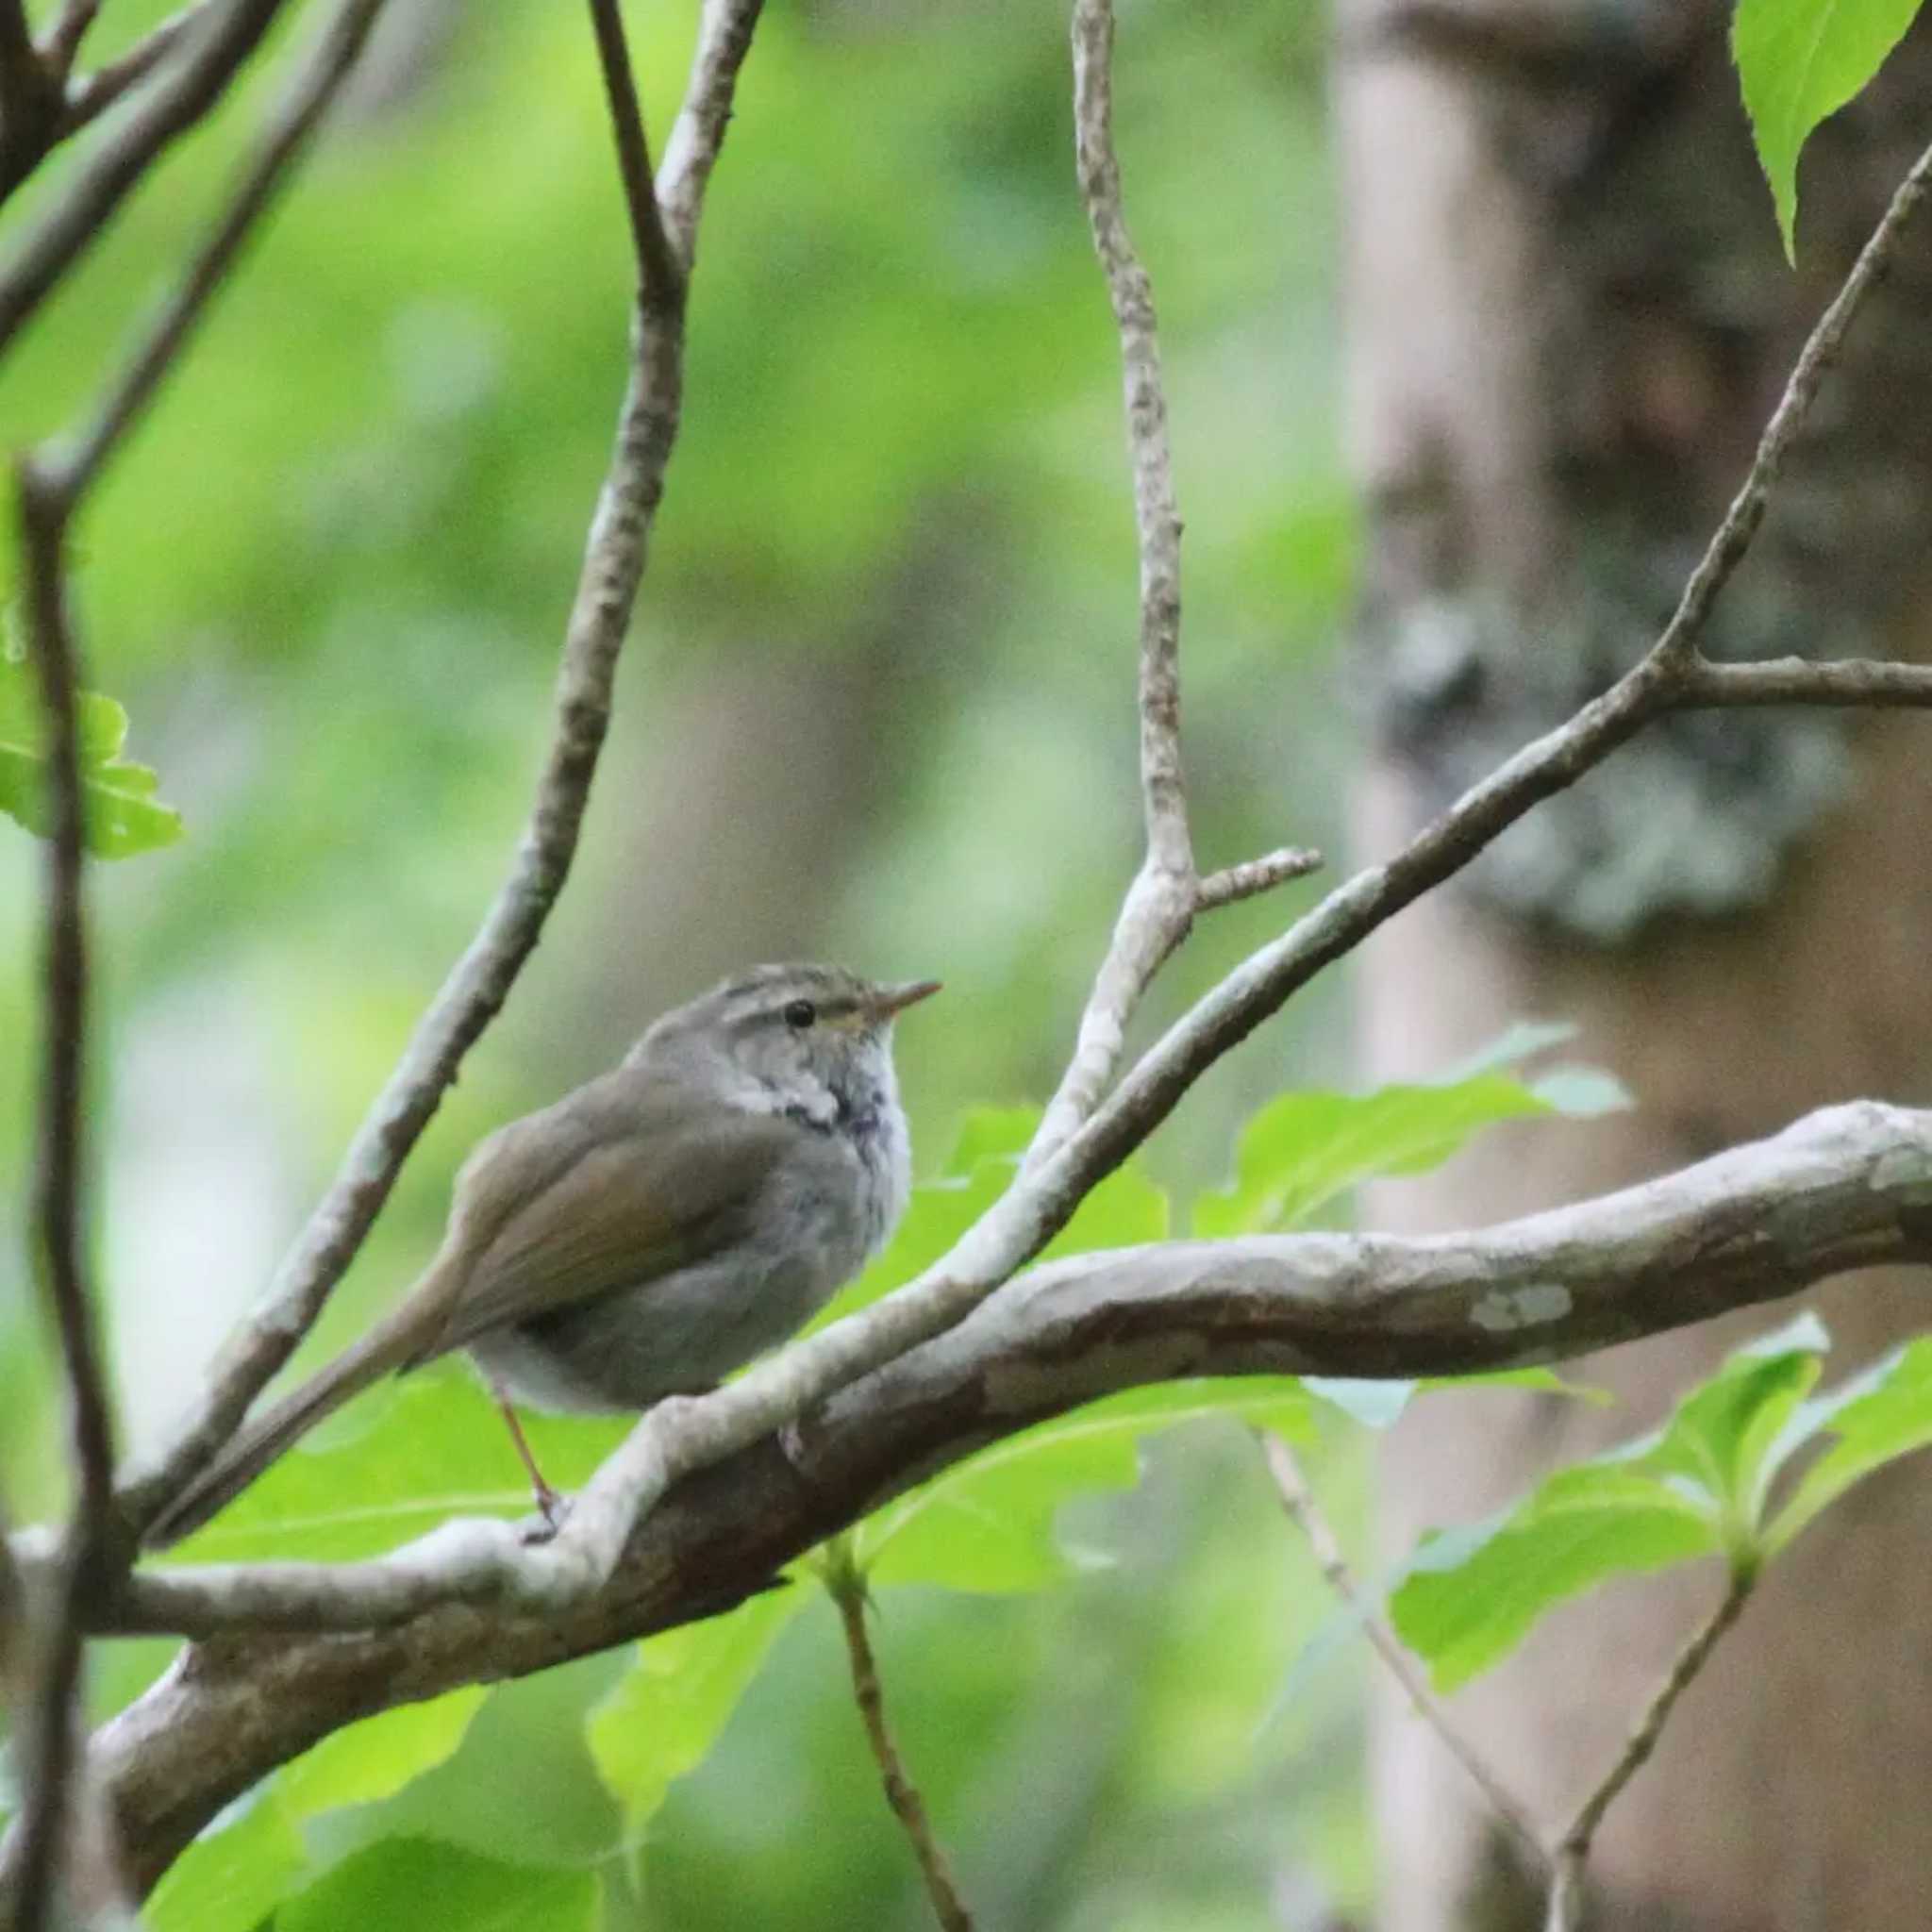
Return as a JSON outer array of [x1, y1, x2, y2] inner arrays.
[[490, 1379, 565, 1537]]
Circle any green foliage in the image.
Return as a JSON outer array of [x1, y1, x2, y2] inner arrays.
[[147, 1790, 308, 1932], [0, 656, 182, 857], [856, 1379, 1317, 1592], [277, 1840, 597, 1932], [1191, 1027, 1625, 1237], [1733, 0, 1926, 258], [586, 1590, 802, 1836], [148, 1691, 485, 1932], [1389, 1313, 1932, 1691]]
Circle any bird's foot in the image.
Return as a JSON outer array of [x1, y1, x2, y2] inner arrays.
[[521, 1484, 571, 1545]]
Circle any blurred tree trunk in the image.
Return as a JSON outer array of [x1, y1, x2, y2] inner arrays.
[[1339, 6, 1932, 1928]]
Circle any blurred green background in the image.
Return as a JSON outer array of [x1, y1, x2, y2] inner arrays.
[[2, 0, 1373, 1924]]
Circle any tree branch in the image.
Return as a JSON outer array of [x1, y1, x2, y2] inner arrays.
[[824, 1544, 976, 1932], [118, 0, 769, 1537], [1544, 1572, 1755, 1930], [584, 0, 681, 305], [60, 2, 216, 134], [22, 1098, 1930, 1893], [11, 458, 119, 1932], [1257, 1431, 1542, 1864], [1030, 0, 1196, 1166], [0, 0, 291, 350], [0, 0, 60, 201], [1194, 844, 1324, 911], [41, 0, 105, 74], [41, 0, 394, 512]]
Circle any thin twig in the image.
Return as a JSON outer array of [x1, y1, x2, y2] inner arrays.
[[0, 0, 289, 357], [1258, 1431, 1543, 1864], [40, 0, 105, 73], [1196, 845, 1324, 911], [61, 0, 220, 134], [1545, 1571, 1755, 1931], [1679, 656, 1932, 708], [824, 1545, 976, 1932], [121, 0, 768, 1537], [11, 457, 121, 1932], [1029, 0, 1199, 1165], [42, 0, 393, 510], [1651, 142, 1932, 671], [585, 0, 682, 306]]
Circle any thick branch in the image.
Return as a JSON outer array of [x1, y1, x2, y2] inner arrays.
[[24, 1097, 1930, 1900], [0, 0, 290, 351], [119, 0, 768, 1536]]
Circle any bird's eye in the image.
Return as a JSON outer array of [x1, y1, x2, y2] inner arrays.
[[783, 998, 818, 1030]]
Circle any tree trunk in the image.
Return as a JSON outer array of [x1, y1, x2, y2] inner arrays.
[[1339, 7, 1932, 1928]]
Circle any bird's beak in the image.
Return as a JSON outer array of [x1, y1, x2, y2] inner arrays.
[[872, 977, 942, 1021]]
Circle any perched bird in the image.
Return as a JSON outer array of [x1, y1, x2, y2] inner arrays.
[[145, 963, 940, 1546]]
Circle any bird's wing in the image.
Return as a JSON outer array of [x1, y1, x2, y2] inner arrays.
[[411, 1072, 815, 1359]]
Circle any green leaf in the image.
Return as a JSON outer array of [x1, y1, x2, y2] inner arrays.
[[147, 1790, 307, 1932], [1192, 1044, 1626, 1237], [0, 657, 184, 858], [144, 1689, 490, 1930], [279, 1688, 489, 1819], [1733, 0, 1924, 260], [1388, 1315, 1833, 1690], [1390, 1467, 1722, 1692], [276, 1838, 598, 1932], [1305, 1365, 1604, 1432], [857, 1377, 1314, 1592], [1648, 1310, 1827, 1539], [585, 1589, 801, 1832], [1768, 1335, 1932, 1551]]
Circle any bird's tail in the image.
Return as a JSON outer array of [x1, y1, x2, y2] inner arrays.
[[142, 1299, 440, 1549]]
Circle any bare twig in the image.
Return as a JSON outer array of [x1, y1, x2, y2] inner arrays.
[[1679, 656, 1932, 708], [11, 458, 121, 1932], [585, 0, 682, 306], [62, 3, 222, 139], [1029, 0, 1197, 1165], [1650, 141, 1932, 673], [1195, 844, 1324, 911], [1258, 1431, 1542, 1863], [824, 1543, 976, 1932], [119, 0, 768, 1536], [1545, 1572, 1756, 1930], [42, 0, 393, 510], [0, 0, 290, 355], [41, 0, 106, 73]]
